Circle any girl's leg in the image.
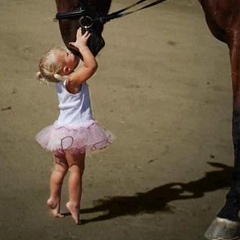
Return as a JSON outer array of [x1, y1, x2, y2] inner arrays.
[[65, 152, 85, 225], [47, 155, 68, 218]]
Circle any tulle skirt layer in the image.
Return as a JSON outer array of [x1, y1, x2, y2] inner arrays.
[[35, 121, 115, 157]]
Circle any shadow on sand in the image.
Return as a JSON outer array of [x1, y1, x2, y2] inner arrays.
[[64, 162, 232, 223]]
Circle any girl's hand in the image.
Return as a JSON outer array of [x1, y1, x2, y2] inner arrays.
[[69, 27, 91, 50]]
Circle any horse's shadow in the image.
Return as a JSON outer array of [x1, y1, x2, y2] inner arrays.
[[65, 162, 232, 223]]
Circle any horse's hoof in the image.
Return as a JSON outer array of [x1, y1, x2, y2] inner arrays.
[[204, 217, 240, 240]]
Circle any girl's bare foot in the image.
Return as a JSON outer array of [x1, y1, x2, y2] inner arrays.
[[66, 202, 81, 225], [47, 198, 64, 218]]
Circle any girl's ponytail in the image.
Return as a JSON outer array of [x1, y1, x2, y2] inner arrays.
[[36, 71, 49, 84]]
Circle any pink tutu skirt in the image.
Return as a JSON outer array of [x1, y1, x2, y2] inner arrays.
[[35, 121, 115, 157]]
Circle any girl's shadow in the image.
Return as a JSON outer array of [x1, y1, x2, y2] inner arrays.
[[64, 162, 232, 223]]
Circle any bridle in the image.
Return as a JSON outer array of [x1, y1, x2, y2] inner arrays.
[[55, 0, 168, 29]]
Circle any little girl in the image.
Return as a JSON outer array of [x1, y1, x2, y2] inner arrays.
[[36, 28, 115, 225]]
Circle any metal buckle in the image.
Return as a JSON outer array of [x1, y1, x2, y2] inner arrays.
[[79, 16, 93, 29]]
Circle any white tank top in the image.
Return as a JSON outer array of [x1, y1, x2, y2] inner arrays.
[[56, 81, 94, 126]]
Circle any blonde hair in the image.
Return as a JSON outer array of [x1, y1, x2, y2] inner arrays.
[[36, 47, 68, 84]]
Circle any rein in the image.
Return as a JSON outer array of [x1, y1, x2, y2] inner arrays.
[[55, 0, 168, 28]]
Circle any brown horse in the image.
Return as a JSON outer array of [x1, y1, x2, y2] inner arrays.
[[54, 0, 240, 239]]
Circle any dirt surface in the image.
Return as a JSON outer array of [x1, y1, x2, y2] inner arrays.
[[0, 0, 233, 239]]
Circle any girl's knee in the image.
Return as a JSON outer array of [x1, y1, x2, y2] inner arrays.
[[68, 163, 83, 173], [55, 164, 68, 174]]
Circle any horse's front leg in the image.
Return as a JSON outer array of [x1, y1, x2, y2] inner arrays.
[[205, 37, 240, 239]]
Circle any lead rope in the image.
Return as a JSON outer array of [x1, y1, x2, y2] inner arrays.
[[96, 0, 168, 24]]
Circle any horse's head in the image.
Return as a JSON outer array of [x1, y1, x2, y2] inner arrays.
[[55, 0, 112, 58]]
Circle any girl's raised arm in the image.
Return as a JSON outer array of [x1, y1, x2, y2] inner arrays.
[[68, 29, 98, 90]]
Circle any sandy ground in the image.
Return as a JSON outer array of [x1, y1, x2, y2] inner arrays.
[[0, 0, 234, 239]]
